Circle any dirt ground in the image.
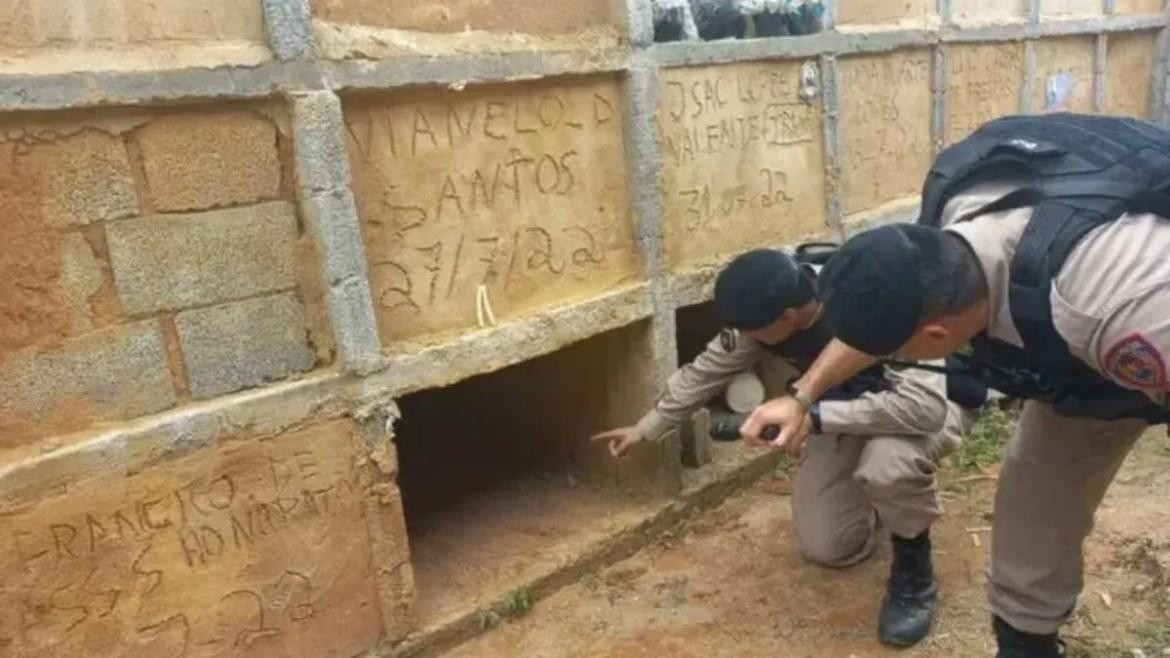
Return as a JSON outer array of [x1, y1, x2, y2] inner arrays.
[[446, 431, 1170, 658]]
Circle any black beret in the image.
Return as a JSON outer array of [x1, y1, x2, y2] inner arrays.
[[819, 225, 925, 356], [714, 249, 815, 330]]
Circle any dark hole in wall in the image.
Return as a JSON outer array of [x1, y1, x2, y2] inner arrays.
[[676, 301, 723, 366], [393, 321, 656, 534]]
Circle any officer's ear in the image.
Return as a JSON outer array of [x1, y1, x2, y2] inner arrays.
[[921, 323, 951, 341]]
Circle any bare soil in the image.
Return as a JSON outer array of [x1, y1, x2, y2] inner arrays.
[[446, 432, 1170, 658]]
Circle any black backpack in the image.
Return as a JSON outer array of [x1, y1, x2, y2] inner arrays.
[[917, 113, 1170, 422]]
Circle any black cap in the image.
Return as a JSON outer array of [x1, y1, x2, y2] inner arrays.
[[819, 225, 925, 356], [714, 249, 815, 330]]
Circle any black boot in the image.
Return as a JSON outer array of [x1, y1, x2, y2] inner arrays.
[[993, 616, 1066, 658], [878, 530, 937, 647]]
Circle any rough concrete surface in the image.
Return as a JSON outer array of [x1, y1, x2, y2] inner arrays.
[[950, 0, 1028, 24], [0, 321, 175, 447], [263, 0, 314, 60], [1042, 0, 1105, 18], [0, 418, 386, 658], [838, 49, 933, 216], [105, 202, 299, 316], [836, 0, 936, 27], [658, 60, 828, 271], [1115, 0, 1165, 13], [175, 291, 315, 399], [1034, 36, 1097, 112], [1106, 30, 1159, 116], [134, 110, 281, 213], [343, 78, 640, 345], [310, 0, 614, 35], [946, 42, 1027, 144]]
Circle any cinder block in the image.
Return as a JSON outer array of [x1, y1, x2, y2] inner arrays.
[[680, 407, 712, 468], [135, 110, 280, 212], [13, 129, 138, 226], [0, 320, 175, 423], [176, 291, 315, 399], [106, 201, 299, 315], [302, 189, 367, 284], [262, 0, 314, 60], [58, 232, 104, 334], [292, 91, 351, 195], [327, 275, 384, 373]]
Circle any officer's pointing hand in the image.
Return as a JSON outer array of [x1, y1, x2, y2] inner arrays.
[[589, 426, 643, 459], [740, 397, 812, 455]]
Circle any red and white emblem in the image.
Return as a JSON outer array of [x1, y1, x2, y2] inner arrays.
[[1104, 333, 1167, 389]]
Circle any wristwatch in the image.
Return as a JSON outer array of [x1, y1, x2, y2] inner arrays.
[[785, 382, 817, 412], [809, 402, 823, 434]]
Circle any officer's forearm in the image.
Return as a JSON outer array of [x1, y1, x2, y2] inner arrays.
[[791, 339, 879, 401]]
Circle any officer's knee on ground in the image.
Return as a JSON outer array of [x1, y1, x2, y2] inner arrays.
[[796, 515, 873, 567]]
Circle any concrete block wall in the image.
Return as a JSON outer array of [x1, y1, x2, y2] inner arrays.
[[0, 0, 1166, 656]]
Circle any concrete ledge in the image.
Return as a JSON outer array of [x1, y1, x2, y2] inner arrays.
[[359, 284, 654, 398], [0, 61, 324, 112], [941, 13, 1165, 42], [320, 49, 630, 91], [0, 372, 345, 505], [654, 30, 935, 67]]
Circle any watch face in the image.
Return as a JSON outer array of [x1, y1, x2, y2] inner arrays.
[[720, 328, 737, 352]]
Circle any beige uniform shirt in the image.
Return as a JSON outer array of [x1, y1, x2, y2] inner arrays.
[[635, 331, 951, 442], [944, 181, 1170, 404]]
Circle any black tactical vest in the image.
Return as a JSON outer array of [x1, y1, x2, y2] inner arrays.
[[918, 113, 1170, 423], [764, 313, 892, 402]]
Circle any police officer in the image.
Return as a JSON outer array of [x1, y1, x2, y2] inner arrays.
[[740, 113, 1170, 657], [591, 248, 980, 648]]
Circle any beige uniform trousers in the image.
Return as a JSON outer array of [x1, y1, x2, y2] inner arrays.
[[989, 402, 1147, 634], [790, 401, 973, 567]]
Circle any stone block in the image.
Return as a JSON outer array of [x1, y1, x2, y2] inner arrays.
[[262, 0, 314, 60], [0, 419, 388, 658], [950, 0, 1026, 24], [659, 61, 827, 270], [1106, 31, 1158, 118], [106, 202, 299, 316], [1034, 37, 1096, 113], [836, 0, 935, 26], [327, 276, 384, 373], [176, 292, 315, 399], [135, 111, 280, 212], [1041, 0, 1102, 18], [58, 232, 105, 335], [838, 50, 933, 216], [292, 91, 350, 195], [302, 189, 367, 284], [10, 128, 138, 227], [946, 42, 1026, 144], [680, 407, 712, 468], [343, 78, 639, 344], [0, 321, 175, 444]]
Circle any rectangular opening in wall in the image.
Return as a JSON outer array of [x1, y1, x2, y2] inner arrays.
[[394, 321, 670, 625], [676, 301, 723, 366]]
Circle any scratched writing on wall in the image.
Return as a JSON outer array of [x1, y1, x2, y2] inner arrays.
[[344, 83, 638, 340], [0, 431, 379, 657]]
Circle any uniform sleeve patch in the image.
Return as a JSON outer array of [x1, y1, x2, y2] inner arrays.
[[720, 329, 738, 352], [1104, 333, 1167, 389]]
